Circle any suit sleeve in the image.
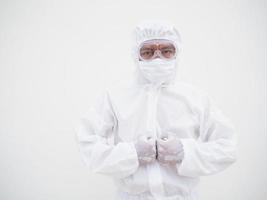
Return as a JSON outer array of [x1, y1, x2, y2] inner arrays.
[[177, 94, 237, 178], [75, 90, 139, 179]]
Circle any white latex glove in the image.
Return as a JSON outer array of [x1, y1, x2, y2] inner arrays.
[[134, 135, 157, 165], [157, 135, 184, 165]]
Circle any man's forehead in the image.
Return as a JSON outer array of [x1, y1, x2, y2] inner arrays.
[[140, 39, 176, 49]]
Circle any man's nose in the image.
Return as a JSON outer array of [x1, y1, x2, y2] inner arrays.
[[154, 50, 161, 58]]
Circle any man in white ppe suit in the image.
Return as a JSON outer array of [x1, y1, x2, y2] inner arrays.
[[75, 20, 237, 200]]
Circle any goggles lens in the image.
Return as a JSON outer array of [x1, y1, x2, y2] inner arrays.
[[139, 39, 176, 61]]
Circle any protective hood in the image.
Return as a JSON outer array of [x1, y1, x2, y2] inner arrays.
[[131, 20, 182, 87]]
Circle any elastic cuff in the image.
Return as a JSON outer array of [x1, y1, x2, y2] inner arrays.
[[176, 138, 199, 178]]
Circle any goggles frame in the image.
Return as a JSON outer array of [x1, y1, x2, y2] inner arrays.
[[138, 39, 178, 61]]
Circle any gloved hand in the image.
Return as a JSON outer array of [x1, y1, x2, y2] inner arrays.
[[134, 135, 157, 165], [157, 135, 184, 165]]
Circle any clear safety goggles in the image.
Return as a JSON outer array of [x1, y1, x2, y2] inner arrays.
[[138, 39, 177, 61]]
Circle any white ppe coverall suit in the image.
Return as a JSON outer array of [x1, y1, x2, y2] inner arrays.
[[75, 21, 237, 200]]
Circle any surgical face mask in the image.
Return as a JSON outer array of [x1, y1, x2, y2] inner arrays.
[[138, 58, 177, 84]]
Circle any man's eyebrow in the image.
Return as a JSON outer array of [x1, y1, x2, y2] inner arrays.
[[140, 46, 154, 50], [160, 47, 175, 50]]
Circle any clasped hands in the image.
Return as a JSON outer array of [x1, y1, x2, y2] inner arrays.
[[134, 134, 184, 165]]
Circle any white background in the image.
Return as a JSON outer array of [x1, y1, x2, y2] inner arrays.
[[0, 0, 266, 199]]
